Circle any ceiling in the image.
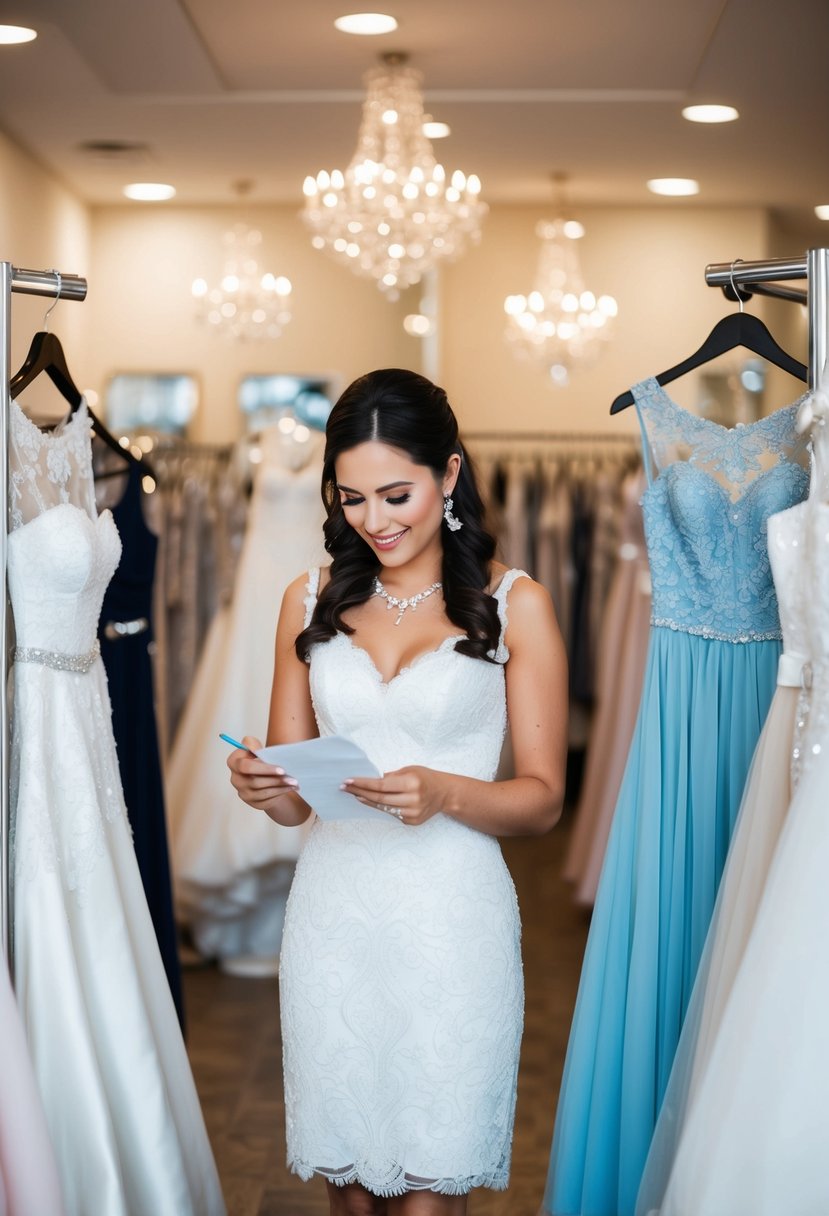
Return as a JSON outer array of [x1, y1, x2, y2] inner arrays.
[[0, 0, 827, 238]]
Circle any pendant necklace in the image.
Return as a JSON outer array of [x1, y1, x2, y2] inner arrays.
[[373, 576, 442, 626]]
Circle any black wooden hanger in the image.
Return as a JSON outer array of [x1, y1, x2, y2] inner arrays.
[[609, 311, 808, 414], [10, 327, 152, 474], [10, 272, 155, 479]]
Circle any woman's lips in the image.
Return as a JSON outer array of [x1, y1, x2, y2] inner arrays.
[[370, 528, 409, 550]]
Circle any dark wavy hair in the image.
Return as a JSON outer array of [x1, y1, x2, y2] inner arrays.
[[295, 368, 500, 663]]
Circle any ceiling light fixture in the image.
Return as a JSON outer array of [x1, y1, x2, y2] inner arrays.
[[0, 24, 37, 44], [123, 182, 176, 201], [815, 205, 829, 221], [422, 119, 450, 139], [682, 104, 739, 124], [302, 51, 486, 300], [334, 13, 398, 35], [504, 174, 618, 388], [647, 177, 700, 197], [192, 181, 292, 341]]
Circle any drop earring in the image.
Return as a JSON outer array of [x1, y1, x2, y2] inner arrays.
[[443, 494, 463, 532]]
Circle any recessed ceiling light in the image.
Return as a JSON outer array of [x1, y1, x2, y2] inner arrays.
[[682, 104, 739, 124], [0, 24, 37, 44], [815, 204, 829, 221], [423, 120, 450, 139], [334, 13, 398, 35], [123, 182, 176, 201], [647, 178, 700, 197]]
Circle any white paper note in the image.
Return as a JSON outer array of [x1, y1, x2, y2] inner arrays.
[[256, 735, 385, 822]]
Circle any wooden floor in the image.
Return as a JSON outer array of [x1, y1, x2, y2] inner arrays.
[[184, 807, 591, 1216]]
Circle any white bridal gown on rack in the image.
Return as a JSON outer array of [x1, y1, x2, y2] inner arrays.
[[8, 398, 225, 1216], [167, 423, 325, 971]]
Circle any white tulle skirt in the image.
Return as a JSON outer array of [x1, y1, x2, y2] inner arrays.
[[638, 685, 829, 1216]]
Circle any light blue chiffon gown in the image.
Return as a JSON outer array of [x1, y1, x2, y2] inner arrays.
[[543, 378, 810, 1216]]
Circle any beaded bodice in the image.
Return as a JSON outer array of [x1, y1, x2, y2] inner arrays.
[[632, 378, 810, 642]]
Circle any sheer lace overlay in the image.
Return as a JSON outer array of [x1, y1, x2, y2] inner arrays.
[[632, 379, 810, 642], [280, 569, 528, 1196], [8, 397, 125, 898]]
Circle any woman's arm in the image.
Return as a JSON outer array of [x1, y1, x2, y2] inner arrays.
[[345, 576, 568, 836], [226, 571, 320, 827]]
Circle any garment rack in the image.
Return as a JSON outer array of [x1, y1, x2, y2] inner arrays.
[[0, 263, 88, 964], [705, 249, 829, 392]]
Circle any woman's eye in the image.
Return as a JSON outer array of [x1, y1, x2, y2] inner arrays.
[[386, 493, 411, 505], [341, 496, 364, 507]]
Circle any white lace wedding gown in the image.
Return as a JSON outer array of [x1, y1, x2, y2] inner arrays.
[[9, 399, 225, 1216], [167, 426, 324, 968], [279, 568, 526, 1198], [648, 488, 829, 1215]]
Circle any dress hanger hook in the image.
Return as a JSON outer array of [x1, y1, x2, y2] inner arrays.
[[43, 270, 62, 332], [729, 257, 745, 314]]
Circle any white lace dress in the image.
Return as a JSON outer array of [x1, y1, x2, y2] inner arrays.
[[279, 568, 527, 1198], [9, 399, 225, 1216]]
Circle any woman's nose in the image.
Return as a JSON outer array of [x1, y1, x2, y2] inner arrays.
[[364, 498, 389, 533]]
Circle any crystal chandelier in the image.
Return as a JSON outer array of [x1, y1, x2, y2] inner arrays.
[[504, 197, 618, 386], [192, 186, 292, 340], [302, 53, 487, 301]]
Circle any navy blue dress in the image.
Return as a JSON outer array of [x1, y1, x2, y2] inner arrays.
[[98, 463, 184, 1029]]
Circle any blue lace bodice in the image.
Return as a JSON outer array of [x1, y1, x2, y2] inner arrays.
[[632, 378, 810, 642]]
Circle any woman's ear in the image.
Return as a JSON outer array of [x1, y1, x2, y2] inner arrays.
[[443, 452, 462, 496]]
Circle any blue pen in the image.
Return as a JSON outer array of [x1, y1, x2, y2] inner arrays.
[[219, 733, 251, 751]]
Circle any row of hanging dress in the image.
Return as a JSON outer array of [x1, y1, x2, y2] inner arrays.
[[166, 421, 326, 974], [8, 394, 225, 1215], [149, 440, 249, 760], [563, 467, 652, 905], [637, 388, 829, 1215], [543, 374, 811, 1216], [471, 443, 640, 750]]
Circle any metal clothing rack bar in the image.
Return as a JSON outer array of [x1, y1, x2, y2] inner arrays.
[[0, 262, 88, 966], [705, 248, 829, 392]]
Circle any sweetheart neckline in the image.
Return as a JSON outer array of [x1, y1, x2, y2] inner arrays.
[[10, 500, 114, 540], [336, 630, 468, 689]]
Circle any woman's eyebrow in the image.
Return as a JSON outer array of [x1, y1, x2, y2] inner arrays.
[[336, 480, 415, 494]]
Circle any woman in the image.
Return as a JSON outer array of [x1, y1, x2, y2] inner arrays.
[[228, 368, 567, 1215]]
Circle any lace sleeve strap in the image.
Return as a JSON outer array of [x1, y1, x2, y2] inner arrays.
[[491, 569, 531, 662], [303, 567, 320, 628]]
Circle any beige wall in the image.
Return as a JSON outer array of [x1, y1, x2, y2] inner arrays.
[[440, 205, 779, 436], [86, 204, 421, 443], [0, 129, 91, 404], [0, 127, 816, 441]]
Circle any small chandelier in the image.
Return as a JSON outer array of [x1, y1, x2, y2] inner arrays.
[[302, 52, 487, 301], [192, 182, 292, 341], [504, 180, 618, 386]]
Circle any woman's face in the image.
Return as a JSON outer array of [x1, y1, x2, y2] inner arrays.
[[334, 441, 459, 568]]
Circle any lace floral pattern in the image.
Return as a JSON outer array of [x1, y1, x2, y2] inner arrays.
[[280, 569, 528, 1196], [7, 399, 126, 901], [631, 380, 810, 641], [9, 398, 96, 531]]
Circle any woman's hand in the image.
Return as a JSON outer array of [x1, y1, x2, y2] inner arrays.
[[343, 766, 455, 826], [227, 735, 309, 825]]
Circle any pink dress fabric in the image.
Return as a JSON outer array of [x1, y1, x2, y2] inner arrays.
[[563, 470, 651, 904]]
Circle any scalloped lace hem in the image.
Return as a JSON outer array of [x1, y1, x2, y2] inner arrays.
[[288, 1158, 510, 1197]]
